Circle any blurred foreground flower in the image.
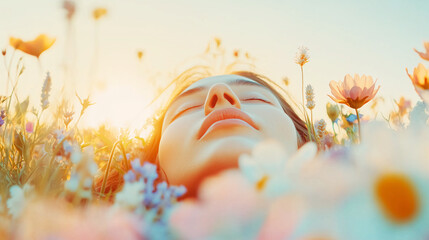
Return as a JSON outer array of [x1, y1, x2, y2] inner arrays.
[[170, 171, 266, 240], [406, 63, 429, 103], [9, 34, 56, 58], [6, 184, 34, 219], [14, 200, 142, 240], [93, 7, 107, 20], [414, 42, 429, 61]]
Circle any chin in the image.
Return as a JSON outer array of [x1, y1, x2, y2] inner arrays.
[[182, 136, 259, 199]]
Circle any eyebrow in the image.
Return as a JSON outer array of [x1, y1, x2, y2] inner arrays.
[[172, 79, 265, 103]]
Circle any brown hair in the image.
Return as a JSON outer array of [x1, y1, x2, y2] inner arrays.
[[94, 67, 309, 195]]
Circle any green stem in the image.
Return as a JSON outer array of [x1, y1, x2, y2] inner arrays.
[[355, 108, 361, 142]]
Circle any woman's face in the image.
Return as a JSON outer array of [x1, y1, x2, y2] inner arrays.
[[159, 75, 298, 196]]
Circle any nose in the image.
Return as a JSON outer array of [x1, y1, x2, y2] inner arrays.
[[204, 83, 241, 115]]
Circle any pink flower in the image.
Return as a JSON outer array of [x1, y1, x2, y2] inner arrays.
[[14, 199, 143, 240], [170, 171, 266, 240], [329, 74, 380, 109], [25, 122, 34, 133], [414, 42, 429, 61]]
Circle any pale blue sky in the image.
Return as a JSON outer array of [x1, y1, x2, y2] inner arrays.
[[0, 0, 428, 128]]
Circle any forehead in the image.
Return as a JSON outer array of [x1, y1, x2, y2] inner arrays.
[[183, 74, 261, 91]]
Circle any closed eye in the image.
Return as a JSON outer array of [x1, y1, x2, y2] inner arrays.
[[171, 104, 203, 122], [242, 98, 272, 104]]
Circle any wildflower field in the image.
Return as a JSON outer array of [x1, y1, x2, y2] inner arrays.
[[1, 1, 429, 240]]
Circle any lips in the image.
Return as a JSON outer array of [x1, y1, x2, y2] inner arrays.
[[197, 108, 259, 139]]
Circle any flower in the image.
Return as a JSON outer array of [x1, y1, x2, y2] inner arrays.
[[7, 184, 34, 219], [115, 180, 145, 209], [335, 122, 429, 240], [15, 200, 143, 240], [329, 74, 380, 109], [295, 46, 310, 66], [9, 34, 55, 58], [63, 0, 76, 20], [305, 84, 315, 110], [170, 171, 266, 240], [137, 50, 144, 60], [326, 103, 340, 122], [41, 72, 52, 110], [395, 97, 412, 117], [25, 122, 34, 133], [414, 42, 429, 61], [93, 7, 107, 20], [0, 110, 5, 127], [406, 63, 429, 103]]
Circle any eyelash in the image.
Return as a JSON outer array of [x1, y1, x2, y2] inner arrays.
[[242, 98, 272, 104], [170, 98, 272, 122], [171, 104, 203, 122]]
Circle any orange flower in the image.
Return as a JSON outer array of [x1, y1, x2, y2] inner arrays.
[[93, 7, 107, 20], [9, 34, 56, 58], [329, 74, 380, 109], [406, 63, 429, 103], [414, 42, 429, 61], [9, 37, 23, 49], [406, 63, 429, 90]]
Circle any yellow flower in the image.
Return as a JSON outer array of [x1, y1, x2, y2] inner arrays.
[[93, 7, 107, 20], [414, 42, 429, 61], [326, 103, 340, 122], [9, 37, 23, 49], [329, 74, 380, 109], [137, 50, 143, 61], [9, 34, 56, 58]]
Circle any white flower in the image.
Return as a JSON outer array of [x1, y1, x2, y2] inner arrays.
[[7, 184, 34, 219], [115, 180, 145, 209], [295, 46, 310, 66], [239, 140, 318, 196]]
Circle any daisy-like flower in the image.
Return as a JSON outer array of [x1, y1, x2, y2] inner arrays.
[[329, 74, 380, 110], [406, 63, 429, 103], [336, 122, 429, 240], [295, 46, 310, 66], [9, 34, 55, 58], [414, 42, 429, 61]]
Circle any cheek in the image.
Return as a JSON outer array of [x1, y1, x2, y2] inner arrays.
[[158, 117, 200, 179], [251, 107, 298, 153]]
